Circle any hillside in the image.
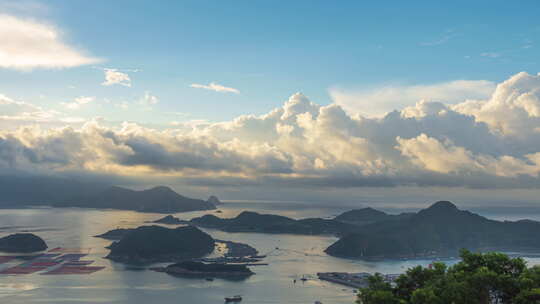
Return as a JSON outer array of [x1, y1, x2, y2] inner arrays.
[[57, 186, 216, 213], [189, 211, 357, 236], [106, 225, 215, 263], [334, 207, 412, 225], [325, 201, 540, 259]]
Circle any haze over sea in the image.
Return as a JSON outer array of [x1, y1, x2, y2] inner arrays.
[[1, 200, 540, 304]]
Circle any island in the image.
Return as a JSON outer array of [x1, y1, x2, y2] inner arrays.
[[56, 186, 216, 213], [94, 228, 134, 240], [334, 207, 413, 225], [152, 261, 253, 279], [0, 233, 48, 252], [0, 175, 217, 214], [217, 239, 259, 258], [105, 225, 215, 263], [188, 211, 358, 236], [151, 215, 188, 225], [325, 201, 540, 259]]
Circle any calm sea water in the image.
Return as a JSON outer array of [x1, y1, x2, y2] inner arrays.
[[1, 201, 540, 304]]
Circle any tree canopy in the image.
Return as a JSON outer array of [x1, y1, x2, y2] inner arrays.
[[357, 250, 540, 304]]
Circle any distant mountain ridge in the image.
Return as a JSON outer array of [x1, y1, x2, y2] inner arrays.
[[334, 207, 413, 225], [0, 175, 216, 213], [189, 211, 358, 235], [56, 186, 216, 213], [325, 201, 540, 259]]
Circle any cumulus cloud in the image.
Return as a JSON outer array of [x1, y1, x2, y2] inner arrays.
[[62, 96, 95, 110], [330, 79, 496, 117], [3, 72, 540, 189], [452, 72, 540, 137], [190, 82, 240, 94], [0, 14, 100, 70], [139, 91, 159, 106], [102, 68, 131, 87]]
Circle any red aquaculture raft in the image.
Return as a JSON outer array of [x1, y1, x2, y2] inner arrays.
[[0, 247, 105, 276], [42, 266, 105, 275]]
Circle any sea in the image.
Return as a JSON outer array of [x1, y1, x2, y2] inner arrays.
[[1, 200, 540, 304]]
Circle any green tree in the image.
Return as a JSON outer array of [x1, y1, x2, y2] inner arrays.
[[356, 250, 540, 304], [357, 273, 401, 304]]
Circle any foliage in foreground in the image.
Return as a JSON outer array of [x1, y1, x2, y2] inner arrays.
[[357, 250, 540, 304]]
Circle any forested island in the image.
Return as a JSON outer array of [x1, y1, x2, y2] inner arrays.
[[326, 201, 540, 259], [100, 200, 540, 261], [188, 211, 359, 236], [0, 233, 47, 252], [153, 261, 254, 278], [99, 225, 260, 264], [105, 225, 215, 263]]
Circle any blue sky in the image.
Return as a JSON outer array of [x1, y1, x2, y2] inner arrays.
[[1, 0, 539, 124]]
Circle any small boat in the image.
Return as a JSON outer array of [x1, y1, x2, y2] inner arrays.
[[225, 295, 242, 302], [205, 277, 214, 281], [314, 301, 323, 304]]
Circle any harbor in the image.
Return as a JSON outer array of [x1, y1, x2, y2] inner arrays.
[[317, 272, 400, 289]]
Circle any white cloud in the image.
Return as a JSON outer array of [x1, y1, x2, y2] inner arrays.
[[329, 79, 496, 117], [102, 68, 131, 87], [139, 91, 159, 106], [453, 72, 540, 136], [3, 72, 540, 189], [397, 134, 540, 178], [190, 82, 240, 94], [62, 96, 95, 110], [0, 14, 100, 70]]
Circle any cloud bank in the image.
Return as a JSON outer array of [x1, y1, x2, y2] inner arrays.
[[330, 79, 496, 117], [2, 72, 540, 189], [0, 14, 100, 70]]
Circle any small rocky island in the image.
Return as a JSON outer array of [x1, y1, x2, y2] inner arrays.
[[153, 261, 254, 278], [151, 215, 187, 225], [105, 225, 215, 263], [0, 233, 47, 252]]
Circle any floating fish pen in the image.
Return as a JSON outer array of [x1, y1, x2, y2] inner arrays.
[[0, 247, 105, 276]]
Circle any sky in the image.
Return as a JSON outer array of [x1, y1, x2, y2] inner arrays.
[[1, 0, 540, 206]]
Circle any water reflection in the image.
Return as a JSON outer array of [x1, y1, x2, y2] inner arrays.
[[1, 203, 539, 304]]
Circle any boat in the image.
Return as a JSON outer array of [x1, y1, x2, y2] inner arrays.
[[205, 277, 214, 281], [225, 295, 242, 302]]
